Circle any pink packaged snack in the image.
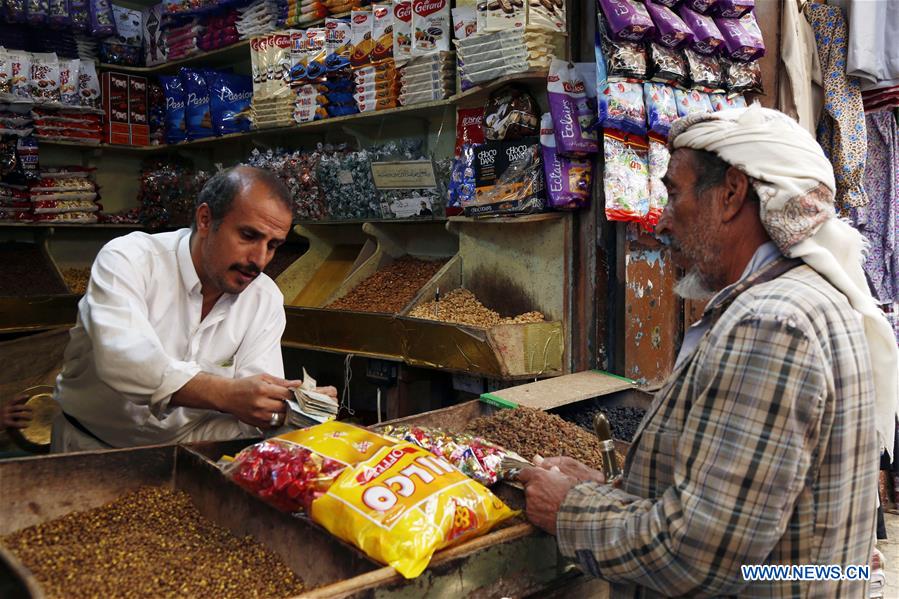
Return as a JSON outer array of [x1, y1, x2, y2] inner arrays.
[[547, 58, 598, 156], [644, 1, 694, 49], [540, 112, 592, 210], [714, 12, 765, 62], [678, 4, 725, 54], [715, 0, 753, 18], [597, 0, 656, 43]]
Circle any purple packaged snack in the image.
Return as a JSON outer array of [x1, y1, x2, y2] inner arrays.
[[684, 0, 716, 14], [715, 12, 765, 61], [71, 0, 88, 31], [26, 0, 49, 25], [547, 58, 599, 156], [540, 113, 592, 210], [597, 0, 656, 42], [714, 0, 752, 18], [48, 0, 70, 27], [649, 0, 680, 7], [180, 68, 214, 140], [90, 0, 115, 37], [161, 75, 187, 144], [678, 4, 724, 54], [3, 0, 26, 22], [644, 0, 693, 48]]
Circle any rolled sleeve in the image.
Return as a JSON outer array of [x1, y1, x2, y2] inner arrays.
[[147, 360, 203, 419]]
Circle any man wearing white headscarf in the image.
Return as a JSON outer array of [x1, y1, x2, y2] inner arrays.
[[519, 105, 898, 597]]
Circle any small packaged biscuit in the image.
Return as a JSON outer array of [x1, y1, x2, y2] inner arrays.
[[411, 0, 450, 55]]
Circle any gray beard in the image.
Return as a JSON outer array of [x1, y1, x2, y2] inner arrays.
[[674, 267, 716, 301]]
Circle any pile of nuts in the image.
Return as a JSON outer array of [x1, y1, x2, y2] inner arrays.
[[465, 407, 620, 471], [2, 486, 305, 599], [0, 242, 69, 297], [409, 288, 545, 328], [61, 267, 91, 295], [328, 256, 446, 314]]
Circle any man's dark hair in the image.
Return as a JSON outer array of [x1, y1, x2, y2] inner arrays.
[[690, 149, 759, 202], [193, 166, 292, 230]]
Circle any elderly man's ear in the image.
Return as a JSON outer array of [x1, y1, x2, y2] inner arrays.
[[719, 166, 753, 222]]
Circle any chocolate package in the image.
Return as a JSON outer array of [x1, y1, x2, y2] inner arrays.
[[466, 136, 546, 216], [547, 58, 598, 157], [160, 75, 186, 144], [411, 0, 450, 55], [181, 68, 214, 140], [30, 53, 60, 103], [648, 42, 687, 86], [393, 0, 413, 65], [455, 107, 484, 156], [723, 57, 763, 94], [715, 12, 764, 62], [27, 0, 49, 24], [78, 59, 101, 109], [483, 85, 539, 141], [59, 58, 80, 106], [143, 4, 167, 67], [683, 0, 717, 14], [539, 113, 591, 210], [644, 0, 694, 49], [371, 3, 395, 63], [90, 0, 116, 37], [209, 72, 253, 135], [715, 0, 753, 19], [684, 47, 723, 90], [596, 0, 655, 42], [597, 27, 647, 80], [678, 4, 725, 54]]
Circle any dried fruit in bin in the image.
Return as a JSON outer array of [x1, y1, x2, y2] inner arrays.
[[223, 421, 395, 513], [312, 443, 518, 578]]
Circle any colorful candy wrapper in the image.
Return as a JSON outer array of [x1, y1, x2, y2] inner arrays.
[[723, 57, 763, 94], [597, 0, 655, 42], [539, 113, 592, 210], [646, 136, 669, 230], [648, 42, 688, 86], [715, 0, 754, 19], [604, 132, 650, 224], [709, 92, 747, 111], [714, 12, 765, 62], [597, 27, 648, 81], [684, 47, 723, 90], [224, 421, 396, 514], [312, 442, 518, 578], [599, 80, 647, 137], [547, 58, 598, 156], [644, 0, 694, 49], [674, 87, 714, 117], [678, 4, 725, 55], [683, 0, 718, 14], [644, 82, 677, 138]]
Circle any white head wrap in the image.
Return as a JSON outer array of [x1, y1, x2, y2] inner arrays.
[[669, 104, 899, 456]]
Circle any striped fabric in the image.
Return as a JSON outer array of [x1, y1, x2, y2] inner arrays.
[[557, 260, 878, 598]]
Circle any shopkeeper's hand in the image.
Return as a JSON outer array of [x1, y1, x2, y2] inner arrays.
[[536, 456, 606, 484], [518, 466, 578, 535], [315, 386, 338, 400], [1, 394, 32, 429], [224, 374, 301, 429]]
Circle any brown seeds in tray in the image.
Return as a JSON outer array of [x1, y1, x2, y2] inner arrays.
[[327, 255, 446, 314], [2, 486, 305, 599]]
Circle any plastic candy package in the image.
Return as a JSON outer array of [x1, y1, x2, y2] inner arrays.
[[715, 12, 765, 62], [684, 47, 723, 90], [30, 53, 60, 104], [646, 137, 669, 230], [448, 143, 476, 209], [597, 0, 655, 42], [224, 421, 396, 513], [160, 75, 187, 144], [483, 85, 539, 141], [467, 138, 547, 216], [547, 58, 598, 156], [599, 80, 647, 137], [312, 442, 518, 579], [723, 58, 763, 94], [539, 113, 592, 210], [674, 87, 714, 117], [78, 59, 101, 110], [599, 33, 647, 80], [180, 68, 214, 140], [245, 146, 328, 220], [9, 51, 33, 101], [716, 0, 754, 18], [208, 72, 253, 135], [644, 82, 677, 138], [678, 4, 725, 55], [603, 132, 649, 224], [26, 0, 49, 25], [89, 0, 116, 37], [709, 92, 747, 111], [644, 0, 693, 49], [647, 42, 687, 86]]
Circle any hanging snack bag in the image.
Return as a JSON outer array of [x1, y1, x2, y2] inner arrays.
[[540, 113, 592, 210], [180, 68, 214, 140], [90, 0, 116, 37], [528, 0, 565, 33], [411, 0, 450, 56], [684, 0, 717, 14], [350, 8, 374, 67], [30, 53, 60, 104], [644, 82, 677, 138], [455, 107, 484, 156], [468, 137, 546, 216], [78, 59, 101, 109], [209, 72, 253, 135], [596, 0, 655, 42], [714, 12, 764, 62], [225, 421, 397, 514], [393, 0, 413, 65], [648, 42, 688, 87], [715, 0, 754, 19], [674, 87, 713, 117], [312, 443, 518, 579], [483, 85, 539, 141], [598, 27, 647, 80], [645, 136, 669, 230], [59, 59, 80, 106], [644, 0, 693, 49], [547, 59, 598, 156], [9, 51, 33, 101], [684, 47, 723, 90], [26, 0, 49, 24], [371, 3, 395, 63], [599, 80, 647, 137], [678, 5, 724, 55], [160, 75, 186, 144], [324, 18, 352, 72], [723, 56, 763, 94], [604, 132, 649, 223], [708, 92, 747, 111]]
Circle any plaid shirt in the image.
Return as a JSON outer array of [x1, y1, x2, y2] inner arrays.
[[557, 259, 878, 598]]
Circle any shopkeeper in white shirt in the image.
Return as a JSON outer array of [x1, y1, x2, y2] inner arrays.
[[51, 166, 337, 452]]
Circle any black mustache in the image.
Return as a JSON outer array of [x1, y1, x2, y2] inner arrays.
[[230, 264, 260, 276]]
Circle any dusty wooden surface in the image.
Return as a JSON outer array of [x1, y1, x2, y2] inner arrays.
[[485, 370, 635, 410]]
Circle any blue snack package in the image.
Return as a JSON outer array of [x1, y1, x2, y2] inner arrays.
[[449, 144, 477, 208], [674, 88, 714, 118], [160, 75, 187, 144], [180, 68, 214, 140], [644, 82, 677, 138], [209, 72, 253, 135], [599, 80, 647, 136]]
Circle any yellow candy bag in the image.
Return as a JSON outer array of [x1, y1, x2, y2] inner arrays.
[[312, 442, 518, 578]]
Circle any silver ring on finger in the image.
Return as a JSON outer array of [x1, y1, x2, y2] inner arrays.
[[270, 412, 280, 427]]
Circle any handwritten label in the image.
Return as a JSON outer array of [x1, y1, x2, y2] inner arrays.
[[371, 160, 437, 189]]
